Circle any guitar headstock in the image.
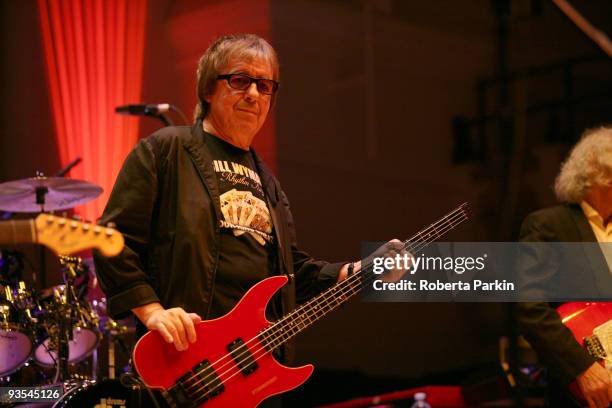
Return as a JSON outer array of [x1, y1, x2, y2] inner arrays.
[[459, 202, 472, 220], [34, 214, 125, 257]]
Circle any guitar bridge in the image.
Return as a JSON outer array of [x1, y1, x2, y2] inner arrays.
[[163, 361, 225, 407], [584, 335, 607, 360], [163, 372, 198, 408]]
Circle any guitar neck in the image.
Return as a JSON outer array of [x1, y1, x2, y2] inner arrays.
[[0, 219, 36, 246], [261, 203, 471, 351], [0, 215, 125, 256]]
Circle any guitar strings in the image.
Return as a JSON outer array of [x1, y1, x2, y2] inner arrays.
[[181, 205, 470, 402], [266, 204, 470, 337], [189, 215, 469, 404], [184, 206, 469, 403], [182, 205, 469, 403], [190, 211, 470, 404], [257, 205, 470, 350]]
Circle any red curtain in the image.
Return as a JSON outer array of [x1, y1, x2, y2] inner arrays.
[[38, 0, 147, 221]]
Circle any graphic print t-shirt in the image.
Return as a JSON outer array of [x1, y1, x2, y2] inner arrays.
[[204, 132, 279, 320]]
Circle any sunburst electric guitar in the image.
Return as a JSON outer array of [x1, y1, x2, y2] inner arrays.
[[133, 203, 471, 407], [0, 213, 124, 256]]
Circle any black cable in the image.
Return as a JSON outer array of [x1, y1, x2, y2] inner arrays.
[[120, 371, 162, 408]]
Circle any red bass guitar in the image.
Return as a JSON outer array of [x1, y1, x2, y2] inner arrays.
[[557, 302, 612, 405], [133, 203, 471, 407]]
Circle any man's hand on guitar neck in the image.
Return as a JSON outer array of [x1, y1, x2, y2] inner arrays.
[[577, 362, 612, 408], [337, 239, 409, 282], [133, 302, 202, 351]]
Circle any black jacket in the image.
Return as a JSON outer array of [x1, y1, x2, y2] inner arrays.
[[517, 204, 609, 385], [93, 121, 343, 362]]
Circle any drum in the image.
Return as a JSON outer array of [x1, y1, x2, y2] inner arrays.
[[0, 284, 35, 377], [33, 326, 100, 367], [53, 379, 156, 407], [33, 284, 101, 367]]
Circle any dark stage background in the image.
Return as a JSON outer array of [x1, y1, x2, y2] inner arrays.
[[1, 0, 611, 406]]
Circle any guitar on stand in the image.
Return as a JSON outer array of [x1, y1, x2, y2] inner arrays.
[[0, 177, 124, 381], [133, 203, 472, 408], [0, 176, 143, 407], [0, 212, 123, 380]]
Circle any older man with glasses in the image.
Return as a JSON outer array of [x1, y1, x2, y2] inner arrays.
[[93, 34, 402, 407]]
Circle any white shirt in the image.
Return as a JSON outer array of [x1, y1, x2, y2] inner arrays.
[[580, 201, 612, 243], [581, 200, 612, 273]]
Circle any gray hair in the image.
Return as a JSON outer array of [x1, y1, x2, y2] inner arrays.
[[554, 126, 612, 203], [193, 33, 279, 122]]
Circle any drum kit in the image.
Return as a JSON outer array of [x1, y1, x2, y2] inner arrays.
[[0, 258, 103, 373], [0, 176, 154, 407]]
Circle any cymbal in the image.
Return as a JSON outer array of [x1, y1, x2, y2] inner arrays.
[[0, 177, 102, 212]]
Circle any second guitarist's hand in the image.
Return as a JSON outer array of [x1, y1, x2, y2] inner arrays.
[[133, 302, 202, 351], [577, 362, 612, 408]]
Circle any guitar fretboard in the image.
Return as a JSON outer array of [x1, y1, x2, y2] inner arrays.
[[259, 202, 471, 351]]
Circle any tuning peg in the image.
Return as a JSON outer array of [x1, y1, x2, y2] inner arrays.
[[104, 223, 117, 237]]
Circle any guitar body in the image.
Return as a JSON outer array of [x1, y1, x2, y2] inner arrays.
[[558, 302, 612, 342], [557, 302, 612, 405], [133, 275, 313, 408], [132, 203, 471, 406]]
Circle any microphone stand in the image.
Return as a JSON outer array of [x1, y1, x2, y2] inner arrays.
[[55, 157, 82, 177], [32, 158, 81, 289], [57, 294, 71, 380], [56, 256, 81, 381], [156, 114, 172, 126], [35, 172, 48, 289], [50, 157, 82, 381]]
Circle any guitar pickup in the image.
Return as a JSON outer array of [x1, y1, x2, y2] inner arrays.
[[584, 335, 607, 360], [227, 337, 258, 376], [192, 360, 225, 403]]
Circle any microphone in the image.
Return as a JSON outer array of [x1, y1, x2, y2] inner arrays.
[[115, 103, 171, 116]]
